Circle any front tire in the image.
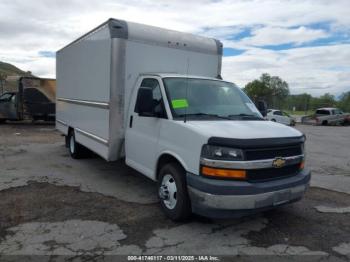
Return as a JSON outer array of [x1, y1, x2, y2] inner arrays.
[[158, 163, 191, 221], [67, 130, 86, 159]]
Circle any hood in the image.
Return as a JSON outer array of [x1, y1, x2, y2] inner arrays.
[[180, 120, 302, 140]]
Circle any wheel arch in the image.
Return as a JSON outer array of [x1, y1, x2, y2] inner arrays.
[[156, 152, 188, 181]]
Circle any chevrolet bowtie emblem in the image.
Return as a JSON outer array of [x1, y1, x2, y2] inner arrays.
[[272, 157, 286, 168]]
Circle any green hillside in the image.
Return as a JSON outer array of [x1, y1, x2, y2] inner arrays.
[[0, 61, 28, 76], [0, 61, 34, 93]]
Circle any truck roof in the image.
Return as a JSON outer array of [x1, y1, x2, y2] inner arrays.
[[140, 73, 223, 81], [57, 18, 222, 56], [317, 107, 338, 111]]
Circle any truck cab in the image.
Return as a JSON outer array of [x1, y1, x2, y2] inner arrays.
[[125, 74, 310, 220]]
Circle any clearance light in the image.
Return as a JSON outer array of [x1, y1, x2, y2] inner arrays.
[[202, 166, 246, 179]]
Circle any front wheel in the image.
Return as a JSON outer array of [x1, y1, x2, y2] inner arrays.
[[158, 163, 191, 221]]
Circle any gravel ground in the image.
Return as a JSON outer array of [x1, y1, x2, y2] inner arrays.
[[0, 122, 349, 260]]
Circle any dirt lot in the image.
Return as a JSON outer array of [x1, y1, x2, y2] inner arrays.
[[0, 122, 350, 260]]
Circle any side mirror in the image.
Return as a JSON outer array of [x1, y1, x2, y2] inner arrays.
[[257, 100, 267, 117], [136, 88, 155, 117]]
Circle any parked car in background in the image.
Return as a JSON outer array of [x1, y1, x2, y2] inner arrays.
[[0, 77, 56, 123], [302, 108, 350, 126], [267, 109, 296, 126], [315, 108, 350, 126]]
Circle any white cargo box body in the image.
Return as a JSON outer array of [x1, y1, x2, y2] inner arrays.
[[56, 18, 222, 161]]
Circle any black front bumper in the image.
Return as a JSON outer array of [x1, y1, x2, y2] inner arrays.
[[186, 169, 311, 219]]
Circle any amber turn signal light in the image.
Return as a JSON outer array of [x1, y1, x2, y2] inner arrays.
[[202, 166, 247, 179]]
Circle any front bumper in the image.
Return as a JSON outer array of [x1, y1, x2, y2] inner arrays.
[[187, 169, 311, 219]]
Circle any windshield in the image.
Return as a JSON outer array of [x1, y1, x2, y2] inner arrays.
[[163, 78, 262, 120]]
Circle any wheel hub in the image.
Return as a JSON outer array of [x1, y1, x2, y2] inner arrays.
[[159, 185, 169, 200], [160, 174, 177, 210]]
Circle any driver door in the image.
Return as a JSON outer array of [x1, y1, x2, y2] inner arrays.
[[125, 77, 167, 179]]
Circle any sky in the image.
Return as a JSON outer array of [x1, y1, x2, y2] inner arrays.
[[0, 0, 349, 96]]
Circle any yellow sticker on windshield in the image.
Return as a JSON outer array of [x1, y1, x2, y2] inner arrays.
[[172, 99, 189, 109]]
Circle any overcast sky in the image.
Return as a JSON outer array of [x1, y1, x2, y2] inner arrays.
[[0, 0, 349, 96]]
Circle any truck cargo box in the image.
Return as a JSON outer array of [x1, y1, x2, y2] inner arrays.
[[56, 18, 222, 161]]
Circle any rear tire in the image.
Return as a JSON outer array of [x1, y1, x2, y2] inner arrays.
[[271, 119, 276, 122], [67, 130, 86, 159], [158, 163, 192, 221], [322, 120, 328, 126], [0, 119, 6, 124]]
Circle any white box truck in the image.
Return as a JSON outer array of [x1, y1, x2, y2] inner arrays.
[[56, 18, 310, 220]]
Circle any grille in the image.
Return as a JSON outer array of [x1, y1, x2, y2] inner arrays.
[[245, 145, 302, 161], [247, 164, 300, 182]]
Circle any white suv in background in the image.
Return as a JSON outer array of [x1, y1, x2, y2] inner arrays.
[[267, 109, 296, 126]]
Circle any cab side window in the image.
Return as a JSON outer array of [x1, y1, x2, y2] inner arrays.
[[134, 78, 167, 118], [334, 109, 342, 115]]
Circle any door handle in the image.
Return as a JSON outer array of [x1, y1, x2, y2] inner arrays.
[[129, 115, 133, 128]]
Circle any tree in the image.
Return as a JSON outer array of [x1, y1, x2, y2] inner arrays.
[[285, 93, 312, 112], [310, 93, 336, 109], [244, 73, 290, 108], [244, 79, 272, 104], [337, 92, 350, 112]]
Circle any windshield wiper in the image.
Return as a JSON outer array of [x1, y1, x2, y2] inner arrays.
[[178, 113, 231, 120], [228, 114, 263, 120]]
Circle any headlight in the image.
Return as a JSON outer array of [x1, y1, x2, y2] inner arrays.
[[201, 145, 244, 161]]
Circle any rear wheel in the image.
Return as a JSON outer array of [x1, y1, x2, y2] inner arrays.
[[0, 119, 6, 124], [67, 130, 86, 159], [322, 120, 328, 126], [158, 163, 191, 221], [271, 119, 276, 122]]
